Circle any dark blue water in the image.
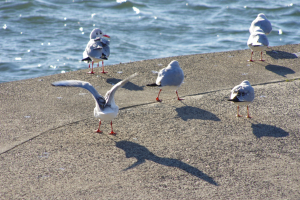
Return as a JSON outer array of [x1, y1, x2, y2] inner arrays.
[[1, 0, 299, 83]]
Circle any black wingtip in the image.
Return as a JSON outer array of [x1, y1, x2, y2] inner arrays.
[[146, 83, 160, 87], [82, 57, 92, 62], [51, 82, 59, 87], [228, 98, 242, 102], [101, 55, 108, 60]]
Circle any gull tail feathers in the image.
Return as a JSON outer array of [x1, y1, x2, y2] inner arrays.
[[252, 42, 263, 47]]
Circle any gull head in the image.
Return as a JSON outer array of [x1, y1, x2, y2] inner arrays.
[[90, 28, 110, 39], [90, 28, 103, 39], [169, 60, 180, 69], [241, 80, 251, 85], [257, 13, 267, 19]]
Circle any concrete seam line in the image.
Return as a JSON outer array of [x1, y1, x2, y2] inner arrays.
[[0, 119, 87, 155], [1, 78, 299, 155]]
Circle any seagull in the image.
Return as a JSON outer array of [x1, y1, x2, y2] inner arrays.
[[249, 13, 272, 35], [228, 80, 254, 118], [146, 60, 184, 102], [52, 73, 138, 134], [247, 27, 269, 62], [82, 28, 110, 74]]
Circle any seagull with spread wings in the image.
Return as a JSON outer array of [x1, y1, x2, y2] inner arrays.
[[52, 73, 138, 134]]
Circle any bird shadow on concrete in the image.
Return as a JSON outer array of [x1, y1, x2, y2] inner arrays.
[[106, 78, 144, 91], [175, 106, 220, 121], [116, 141, 218, 186], [265, 64, 295, 77], [251, 123, 289, 138], [266, 50, 298, 59]]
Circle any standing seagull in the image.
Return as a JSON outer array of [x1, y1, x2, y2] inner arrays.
[[52, 73, 138, 134], [228, 80, 254, 118], [247, 27, 269, 62], [82, 28, 110, 74], [249, 13, 272, 35], [147, 60, 184, 102]]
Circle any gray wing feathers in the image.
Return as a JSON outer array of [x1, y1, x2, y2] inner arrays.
[[102, 40, 110, 58], [85, 38, 110, 59], [157, 67, 184, 87], [155, 69, 164, 85], [85, 40, 103, 59], [82, 50, 90, 63], [105, 73, 138, 105], [250, 20, 272, 35], [255, 21, 272, 34], [231, 85, 254, 102], [101, 38, 110, 46], [247, 32, 268, 47], [257, 33, 269, 46], [52, 80, 106, 107]]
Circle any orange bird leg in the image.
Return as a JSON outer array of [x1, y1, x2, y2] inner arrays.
[[259, 51, 265, 61], [248, 51, 254, 62], [156, 89, 162, 102], [100, 61, 108, 74], [246, 105, 252, 118], [95, 120, 102, 133], [236, 106, 242, 117], [110, 121, 116, 135], [176, 90, 184, 101], [87, 61, 95, 74]]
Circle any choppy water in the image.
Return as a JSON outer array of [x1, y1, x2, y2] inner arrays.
[[1, 0, 299, 83]]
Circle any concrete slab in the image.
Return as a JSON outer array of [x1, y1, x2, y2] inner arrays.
[[0, 44, 300, 199]]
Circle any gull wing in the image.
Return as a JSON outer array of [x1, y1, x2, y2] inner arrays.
[[82, 50, 92, 63], [247, 32, 269, 47], [156, 61, 183, 87], [52, 80, 106, 108], [105, 73, 138, 106], [230, 85, 254, 102], [155, 68, 165, 86], [84, 39, 103, 59], [257, 33, 269, 46], [101, 38, 110, 46]]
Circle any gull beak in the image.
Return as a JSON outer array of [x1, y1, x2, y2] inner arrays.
[[103, 34, 110, 38]]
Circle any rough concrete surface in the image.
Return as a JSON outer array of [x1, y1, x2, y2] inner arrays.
[[0, 44, 300, 199]]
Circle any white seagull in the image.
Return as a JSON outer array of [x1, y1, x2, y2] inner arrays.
[[247, 27, 269, 62], [147, 60, 184, 102], [52, 73, 138, 134], [249, 13, 272, 35], [228, 80, 255, 118], [82, 28, 110, 74]]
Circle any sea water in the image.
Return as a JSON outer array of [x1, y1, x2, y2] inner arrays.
[[0, 0, 299, 83]]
